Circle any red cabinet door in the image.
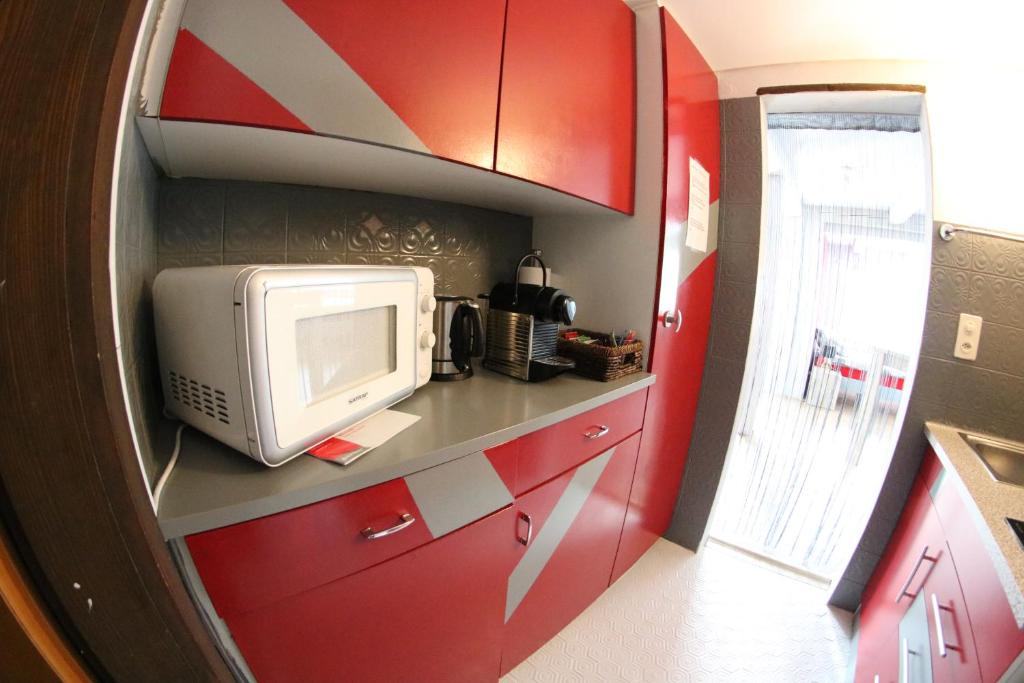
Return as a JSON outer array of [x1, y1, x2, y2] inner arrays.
[[495, 0, 636, 212], [610, 9, 719, 583], [226, 506, 518, 683], [501, 432, 641, 675], [930, 450, 1024, 681], [859, 460, 944, 661], [161, 0, 507, 168], [922, 540, 982, 682]]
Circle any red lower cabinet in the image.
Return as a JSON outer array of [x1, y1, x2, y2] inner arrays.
[[186, 397, 658, 681], [923, 540, 982, 682], [227, 506, 518, 683], [931, 461, 1024, 681], [857, 448, 1022, 682], [501, 432, 641, 675]]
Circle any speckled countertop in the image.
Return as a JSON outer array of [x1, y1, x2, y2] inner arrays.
[[925, 421, 1024, 628], [157, 370, 655, 540]]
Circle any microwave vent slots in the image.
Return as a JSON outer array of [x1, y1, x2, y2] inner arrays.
[[168, 371, 230, 424]]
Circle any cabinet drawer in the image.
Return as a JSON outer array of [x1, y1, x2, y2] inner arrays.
[[515, 389, 647, 495], [187, 446, 516, 617]]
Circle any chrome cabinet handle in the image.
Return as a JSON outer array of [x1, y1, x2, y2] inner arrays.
[[662, 309, 682, 332], [900, 638, 913, 683], [361, 513, 416, 540], [517, 511, 533, 546], [931, 593, 959, 658], [584, 425, 610, 440], [896, 545, 938, 602]]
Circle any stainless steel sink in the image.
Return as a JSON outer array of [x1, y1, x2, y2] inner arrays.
[[960, 432, 1024, 487]]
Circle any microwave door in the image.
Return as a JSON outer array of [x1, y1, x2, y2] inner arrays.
[[256, 279, 417, 464]]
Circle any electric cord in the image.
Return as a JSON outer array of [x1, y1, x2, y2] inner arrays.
[[153, 422, 185, 512]]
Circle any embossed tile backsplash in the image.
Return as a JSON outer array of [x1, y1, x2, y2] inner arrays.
[[157, 179, 532, 297], [923, 227, 1024, 437]]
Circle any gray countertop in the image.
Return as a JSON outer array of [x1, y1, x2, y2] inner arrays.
[[925, 421, 1024, 628], [157, 370, 655, 539]]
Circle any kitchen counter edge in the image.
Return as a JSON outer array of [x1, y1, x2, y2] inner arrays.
[[157, 372, 655, 540]]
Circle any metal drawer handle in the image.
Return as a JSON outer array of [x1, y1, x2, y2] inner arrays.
[[896, 545, 938, 602], [584, 425, 610, 440], [361, 513, 416, 540], [901, 637, 915, 683], [517, 511, 533, 546], [931, 593, 960, 658]]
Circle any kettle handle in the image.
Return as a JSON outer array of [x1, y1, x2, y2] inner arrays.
[[451, 302, 484, 372], [512, 250, 548, 305]]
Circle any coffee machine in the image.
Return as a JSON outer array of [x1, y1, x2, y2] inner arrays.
[[483, 251, 576, 382], [431, 295, 484, 381]]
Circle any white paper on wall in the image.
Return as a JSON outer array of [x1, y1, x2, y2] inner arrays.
[[685, 157, 710, 253]]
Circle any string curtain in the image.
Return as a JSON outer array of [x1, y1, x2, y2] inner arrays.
[[710, 111, 930, 579]]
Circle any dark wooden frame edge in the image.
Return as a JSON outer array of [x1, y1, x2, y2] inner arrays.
[[0, 2, 232, 680]]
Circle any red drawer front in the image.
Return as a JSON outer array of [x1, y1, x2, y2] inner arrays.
[[929, 449, 1024, 682], [228, 506, 518, 683], [515, 389, 647, 495], [186, 477, 432, 617]]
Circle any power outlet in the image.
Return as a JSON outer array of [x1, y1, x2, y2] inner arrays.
[[954, 313, 983, 360]]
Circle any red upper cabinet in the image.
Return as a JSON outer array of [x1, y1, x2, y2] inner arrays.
[[160, 0, 507, 169], [495, 0, 637, 212]]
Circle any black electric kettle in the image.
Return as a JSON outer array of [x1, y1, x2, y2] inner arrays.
[[431, 296, 484, 381]]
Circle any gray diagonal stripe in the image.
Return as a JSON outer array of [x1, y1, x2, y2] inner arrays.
[[180, 0, 429, 153], [669, 198, 721, 290], [404, 451, 514, 540], [505, 448, 615, 622]]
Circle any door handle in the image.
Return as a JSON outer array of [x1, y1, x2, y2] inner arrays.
[[896, 545, 938, 602], [361, 513, 416, 540], [516, 511, 533, 546], [583, 425, 610, 440], [931, 593, 960, 658], [661, 309, 682, 332]]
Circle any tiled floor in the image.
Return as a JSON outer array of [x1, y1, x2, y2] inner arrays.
[[501, 538, 855, 683]]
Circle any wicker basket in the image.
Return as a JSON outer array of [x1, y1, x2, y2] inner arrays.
[[557, 328, 644, 381]]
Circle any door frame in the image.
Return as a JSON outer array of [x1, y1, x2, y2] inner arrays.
[[700, 89, 933, 592]]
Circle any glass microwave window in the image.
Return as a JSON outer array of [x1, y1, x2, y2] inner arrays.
[[295, 305, 397, 406]]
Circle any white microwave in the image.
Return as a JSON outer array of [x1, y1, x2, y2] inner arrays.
[[153, 265, 436, 466]]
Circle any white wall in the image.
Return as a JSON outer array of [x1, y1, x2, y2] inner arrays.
[[532, 3, 665, 359], [714, 59, 1024, 235]]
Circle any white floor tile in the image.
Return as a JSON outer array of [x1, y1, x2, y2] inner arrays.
[[502, 538, 855, 683]]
